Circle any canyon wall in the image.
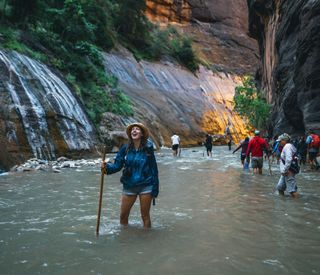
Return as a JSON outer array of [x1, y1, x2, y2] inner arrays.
[[102, 49, 250, 148], [146, 0, 259, 75], [248, 0, 320, 135]]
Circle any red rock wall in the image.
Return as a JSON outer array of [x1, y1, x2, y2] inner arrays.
[[146, 0, 259, 75]]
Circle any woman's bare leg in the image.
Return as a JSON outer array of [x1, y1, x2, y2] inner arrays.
[[120, 195, 137, 226], [139, 194, 153, 228]]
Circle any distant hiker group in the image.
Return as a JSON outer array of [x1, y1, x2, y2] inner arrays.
[[232, 129, 320, 198]]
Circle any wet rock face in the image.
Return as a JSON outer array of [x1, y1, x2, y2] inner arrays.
[[146, 0, 259, 75], [248, 0, 320, 135], [102, 50, 251, 148], [0, 50, 98, 171]]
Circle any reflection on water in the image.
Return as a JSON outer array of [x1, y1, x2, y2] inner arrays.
[[0, 147, 320, 275]]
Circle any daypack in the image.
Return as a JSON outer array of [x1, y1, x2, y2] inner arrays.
[[281, 153, 300, 174], [310, 134, 320, 148], [289, 154, 300, 174]]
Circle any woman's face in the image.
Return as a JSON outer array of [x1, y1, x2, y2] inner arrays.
[[130, 126, 143, 141]]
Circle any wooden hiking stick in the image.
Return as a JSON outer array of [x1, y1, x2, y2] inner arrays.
[[268, 156, 272, 175], [96, 146, 106, 236]]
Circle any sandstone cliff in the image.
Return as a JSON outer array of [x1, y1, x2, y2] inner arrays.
[[146, 0, 259, 75], [248, 0, 320, 135], [102, 49, 250, 149]]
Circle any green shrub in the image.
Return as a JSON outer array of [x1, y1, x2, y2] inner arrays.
[[233, 76, 271, 130], [169, 37, 199, 72]]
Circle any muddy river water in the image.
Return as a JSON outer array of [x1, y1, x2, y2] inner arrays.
[[1, 147, 319, 274]]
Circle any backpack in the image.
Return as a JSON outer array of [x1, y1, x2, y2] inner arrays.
[[310, 134, 320, 148], [289, 154, 300, 174], [281, 150, 300, 174]]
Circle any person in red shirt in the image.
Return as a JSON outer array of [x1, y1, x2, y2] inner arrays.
[[246, 130, 269, 174]]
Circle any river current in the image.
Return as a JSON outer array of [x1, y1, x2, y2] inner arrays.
[[1, 146, 319, 275]]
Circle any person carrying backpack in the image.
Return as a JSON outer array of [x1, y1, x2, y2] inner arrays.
[[101, 122, 159, 228], [276, 133, 299, 198], [306, 131, 320, 170]]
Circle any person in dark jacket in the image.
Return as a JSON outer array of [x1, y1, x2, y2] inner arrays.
[[297, 135, 307, 165], [204, 134, 213, 157], [101, 123, 159, 228], [233, 137, 250, 167]]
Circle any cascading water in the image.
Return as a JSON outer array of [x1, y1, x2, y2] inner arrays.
[[0, 50, 95, 160]]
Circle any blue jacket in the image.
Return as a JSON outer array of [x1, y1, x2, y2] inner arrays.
[[106, 140, 159, 197]]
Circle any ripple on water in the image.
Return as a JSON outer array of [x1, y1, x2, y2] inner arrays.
[[20, 228, 47, 233], [62, 232, 77, 235], [1, 146, 320, 275], [25, 218, 56, 224], [178, 166, 190, 170], [262, 259, 284, 268], [0, 199, 15, 208], [76, 215, 96, 221]]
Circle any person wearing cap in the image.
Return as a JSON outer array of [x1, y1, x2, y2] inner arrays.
[[276, 133, 298, 198], [101, 123, 159, 228], [245, 130, 269, 174]]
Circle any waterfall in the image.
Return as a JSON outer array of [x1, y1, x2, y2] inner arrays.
[[0, 50, 95, 160]]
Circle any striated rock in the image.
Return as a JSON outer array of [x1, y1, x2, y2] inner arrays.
[[98, 112, 131, 150], [102, 49, 251, 148], [146, 0, 259, 75], [248, 0, 320, 135]]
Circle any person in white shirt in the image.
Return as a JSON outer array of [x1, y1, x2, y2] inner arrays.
[[276, 133, 299, 198], [171, 134, 180, 157]]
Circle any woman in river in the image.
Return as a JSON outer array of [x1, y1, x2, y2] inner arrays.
[[276, 133, 299, 198], [101, 123, 159, 228]]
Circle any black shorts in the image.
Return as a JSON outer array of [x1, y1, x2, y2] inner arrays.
[[309, 151, 318, 161], [240, 153, 246, 161], [172, 144, 179, 151]]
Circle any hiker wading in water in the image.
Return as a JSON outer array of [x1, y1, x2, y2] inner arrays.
[[101, 123, 159, 228], [233, 137, 250, 168], [245, 130, 268, 174], [276, 133, 299, 198]]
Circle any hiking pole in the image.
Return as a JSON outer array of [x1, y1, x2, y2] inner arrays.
[[268, 156, 272, 175], [96, 146, 106, 236]]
